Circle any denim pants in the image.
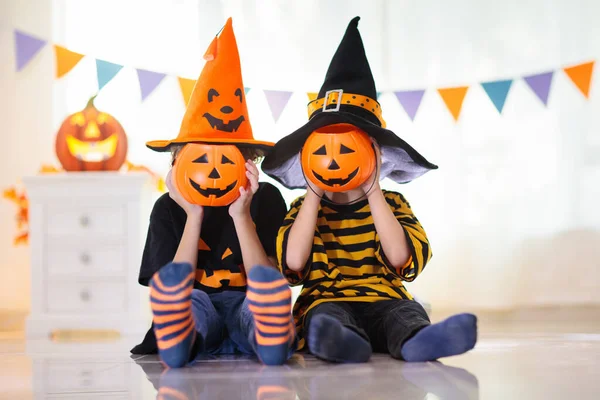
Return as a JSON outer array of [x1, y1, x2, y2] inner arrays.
[[191, 290, 256, 356]]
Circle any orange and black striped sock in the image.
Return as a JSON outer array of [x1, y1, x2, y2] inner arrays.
[[247, 265, 295, 365], [150, 262, 196, 368]]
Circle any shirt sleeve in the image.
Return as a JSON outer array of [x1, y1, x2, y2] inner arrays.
[[375, 191, 432, 282], [254, 182, 288, 258], [138, 195, 179, 286], [276, 195, 312, 286]]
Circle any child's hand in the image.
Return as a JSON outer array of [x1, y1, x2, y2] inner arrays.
[[166, 169, 204, 219], [362, 139, 382, 198], [229, 160, 259, 220]]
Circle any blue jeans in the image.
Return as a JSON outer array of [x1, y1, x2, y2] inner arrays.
[[191, 290, 256, 356]]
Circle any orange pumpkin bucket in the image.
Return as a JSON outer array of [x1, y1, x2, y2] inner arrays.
[[173, 143, 248, 206], [301, 123, 375, 192]]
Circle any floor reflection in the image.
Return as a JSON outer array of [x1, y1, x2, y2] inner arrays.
[[132, 353, 479, 400]]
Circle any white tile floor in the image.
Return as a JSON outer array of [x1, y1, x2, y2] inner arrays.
[[1, 308, 599, 399]]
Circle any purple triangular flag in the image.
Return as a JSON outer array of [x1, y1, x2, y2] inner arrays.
[[264, 90, 293, 122], [14, 30, 47, 71], [136, 69, 166, 101], [524, 71, 554, 106], [394, 90, 425, 121]]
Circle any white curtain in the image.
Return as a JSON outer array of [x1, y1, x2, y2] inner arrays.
[[53, 0, 600, 310]]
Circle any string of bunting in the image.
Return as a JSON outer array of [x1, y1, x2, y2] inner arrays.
[[14, 29, 595, 123]]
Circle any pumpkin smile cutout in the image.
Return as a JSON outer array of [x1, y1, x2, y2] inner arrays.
[[301, 123, 376, 192], [173, 143, 248, 206], [202, 88, 246, 132], [55, 96, 128, 171]]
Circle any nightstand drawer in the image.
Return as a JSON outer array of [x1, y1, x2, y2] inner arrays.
[[46, 281, 126, 313], [45, 205, 126, 238], [44, 360, 127, 394], [46, 243, 126, 277]]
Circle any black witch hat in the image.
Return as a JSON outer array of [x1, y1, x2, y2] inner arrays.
[[262, 17, 437, 189]]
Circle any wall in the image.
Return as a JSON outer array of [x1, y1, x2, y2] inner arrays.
[[0, 0, 54, 312]]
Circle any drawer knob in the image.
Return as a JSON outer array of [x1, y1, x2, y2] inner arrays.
[[80, 252, 91, 264], [80, 290, 91, 302], [79, 215, 90, 227]]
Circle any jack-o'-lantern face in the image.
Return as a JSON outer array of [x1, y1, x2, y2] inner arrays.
[[301, 124, 375, 192], [55, 96, 128, 171], [173, 143, 248, 206], [202, 87, 246, 132]]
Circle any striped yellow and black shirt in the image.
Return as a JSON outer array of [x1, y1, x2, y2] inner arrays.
[[276, 190, 432, 349]]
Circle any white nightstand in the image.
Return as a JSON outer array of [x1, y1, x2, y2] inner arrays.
[[23, 172, 154, 338]]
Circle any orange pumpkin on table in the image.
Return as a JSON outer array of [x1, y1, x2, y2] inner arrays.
[[55, 95, 128, 171], [301, 123, 375, 192], [173, 143, 248, 206]]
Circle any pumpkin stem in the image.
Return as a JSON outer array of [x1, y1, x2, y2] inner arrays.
[[86, 94, 98, 109]]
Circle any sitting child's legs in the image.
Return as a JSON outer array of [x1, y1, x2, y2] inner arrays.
[[360, 299, 431, 359], [190, 290, 225, 353], [361, 299, 477, 361], [150, 262, 198, 368], [305, 302, 372, 363], [245, 265, 296, 365]]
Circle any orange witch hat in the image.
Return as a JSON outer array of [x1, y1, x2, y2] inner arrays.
[[147, 18, 273, 152]]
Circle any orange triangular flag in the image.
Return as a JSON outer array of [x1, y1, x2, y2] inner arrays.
[[564, 61, 594, 98], [54, 45, 84, 78], [198, 238, 210, 251], [307, 92, 318, 102], [437, 86, 469, 121], [221, 248, 233, 260], [178, 77, 197, 106]]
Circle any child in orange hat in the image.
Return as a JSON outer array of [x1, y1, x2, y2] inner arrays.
[[130, 18, 296, 367]]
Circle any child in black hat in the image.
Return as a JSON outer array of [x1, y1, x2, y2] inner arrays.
[[262, 17, 477, 363]]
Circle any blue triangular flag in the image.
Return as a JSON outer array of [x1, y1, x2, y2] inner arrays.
[[377, 91, 382, 99], [96, 59, 123, 90], [136, 69, 166, 101], [481, 79, 513, 113], [14, 30, 47, 71], [244, 87, 251, 95]]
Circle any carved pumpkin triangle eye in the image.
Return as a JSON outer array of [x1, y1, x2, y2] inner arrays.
[[312, 145, 327, 155], [340, 144, 355, 154], [221, 154, 234, 164], [192, 153, 209, 163]]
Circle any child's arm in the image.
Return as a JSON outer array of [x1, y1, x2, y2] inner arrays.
[[166, 170, 204, 269], [229, 161, 273, 272], [285, 188, 322, 272], [367, 185, 411, 269]]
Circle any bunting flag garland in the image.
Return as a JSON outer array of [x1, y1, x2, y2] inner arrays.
[[481, 79, 513, 114], [563, 61, 594, 98], [54, 45, 85, 78], [395, 90, 425, 121], [524, 71, 553, 106], [264, 90, 293, 122], [136, 69, 166, 101], [14, 30, 46, 71], [96, 59, 123, 90], [438, 86, 469, 121], [11, 28, 596, 124], [177, 77, 196, 106]]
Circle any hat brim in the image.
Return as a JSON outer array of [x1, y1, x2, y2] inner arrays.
[[262, 111, 438, 189], [146, 138, 275, 153]]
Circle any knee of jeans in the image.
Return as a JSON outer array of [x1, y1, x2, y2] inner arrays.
[[191, 289, 210, 307]]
